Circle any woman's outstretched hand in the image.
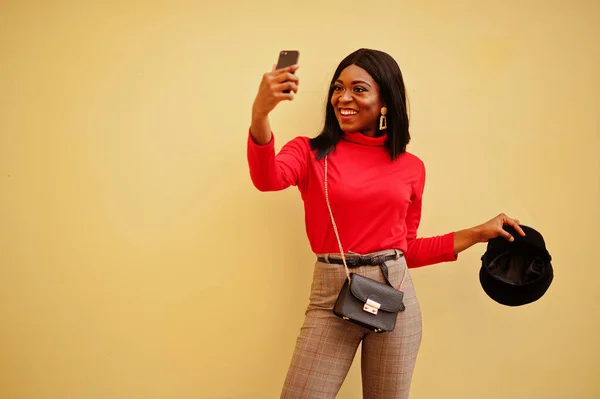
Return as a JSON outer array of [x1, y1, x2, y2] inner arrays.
[[453, 213, 526, 255], [252, 64, 299, 118], [250, 64, 299, 145]]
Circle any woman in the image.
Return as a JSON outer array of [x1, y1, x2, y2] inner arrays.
[[246, 48, 524, 399]]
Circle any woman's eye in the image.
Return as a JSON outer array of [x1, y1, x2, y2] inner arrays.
[[332, 84, 366, 92]]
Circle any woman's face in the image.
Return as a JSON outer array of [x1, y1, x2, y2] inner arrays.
[[330, 64, 385, 137]]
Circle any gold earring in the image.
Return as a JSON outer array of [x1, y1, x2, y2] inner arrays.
[[379, 107, 387, 130]]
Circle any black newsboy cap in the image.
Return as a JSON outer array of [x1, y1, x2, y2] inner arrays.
[[479, 224, 554, 306]]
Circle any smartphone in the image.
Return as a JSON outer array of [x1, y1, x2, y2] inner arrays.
[[276, 50, 299, 93]]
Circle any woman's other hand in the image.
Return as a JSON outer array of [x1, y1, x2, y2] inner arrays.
[[474, 213, 526, 242], [453, 213, 526, 255]]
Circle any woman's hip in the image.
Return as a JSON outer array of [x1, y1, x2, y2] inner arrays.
[[307, 249, 419, 312]]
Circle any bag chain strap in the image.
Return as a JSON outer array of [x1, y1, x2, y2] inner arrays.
[[324, 155, 407, 288]]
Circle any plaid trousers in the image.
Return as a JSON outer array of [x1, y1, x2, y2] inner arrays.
[[280, 250, 422, 399]]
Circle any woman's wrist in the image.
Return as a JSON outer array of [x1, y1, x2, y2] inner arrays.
[[453, 226, 485, 254], [250, 111, 272, 145], [469, 225, 486, 244]]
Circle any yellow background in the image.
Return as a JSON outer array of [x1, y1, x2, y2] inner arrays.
[[1, 1, 599, 398]]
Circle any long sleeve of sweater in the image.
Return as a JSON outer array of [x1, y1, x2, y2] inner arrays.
[[246, 130, 308, 192]]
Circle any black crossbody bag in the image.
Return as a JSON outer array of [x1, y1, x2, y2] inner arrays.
[[323, 155, 407, 333]]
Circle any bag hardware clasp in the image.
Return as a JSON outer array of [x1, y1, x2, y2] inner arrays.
[[363, 299, 381, 315]]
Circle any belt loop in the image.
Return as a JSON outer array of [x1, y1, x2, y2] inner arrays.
[[324, 254, 330, 264], [394, 249, 400, 259]]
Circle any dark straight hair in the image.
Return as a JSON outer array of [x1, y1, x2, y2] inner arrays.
[[309, 48, 410, 161]]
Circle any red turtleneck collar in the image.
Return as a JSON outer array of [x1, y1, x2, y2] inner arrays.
[[341, 131, 388, 147]]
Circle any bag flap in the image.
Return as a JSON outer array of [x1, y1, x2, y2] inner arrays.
[[349, 273, 404, 312]]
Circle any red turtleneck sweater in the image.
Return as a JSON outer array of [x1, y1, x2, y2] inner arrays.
[[246, 130, 458, 268]]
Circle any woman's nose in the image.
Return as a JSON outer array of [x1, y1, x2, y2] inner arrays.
[[339, 90, 352, 102]]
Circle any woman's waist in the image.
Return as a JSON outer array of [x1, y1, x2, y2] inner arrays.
[[309, 234, 408, 257], [315, 248, 404, 267]]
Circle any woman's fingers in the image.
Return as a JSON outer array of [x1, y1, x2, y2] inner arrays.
[[507, 219, 526, 237], [274, 64, 299, 74], [271, 71, 299, 86], [273, 81, 299, 94], [276, 91, 295, 101]]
